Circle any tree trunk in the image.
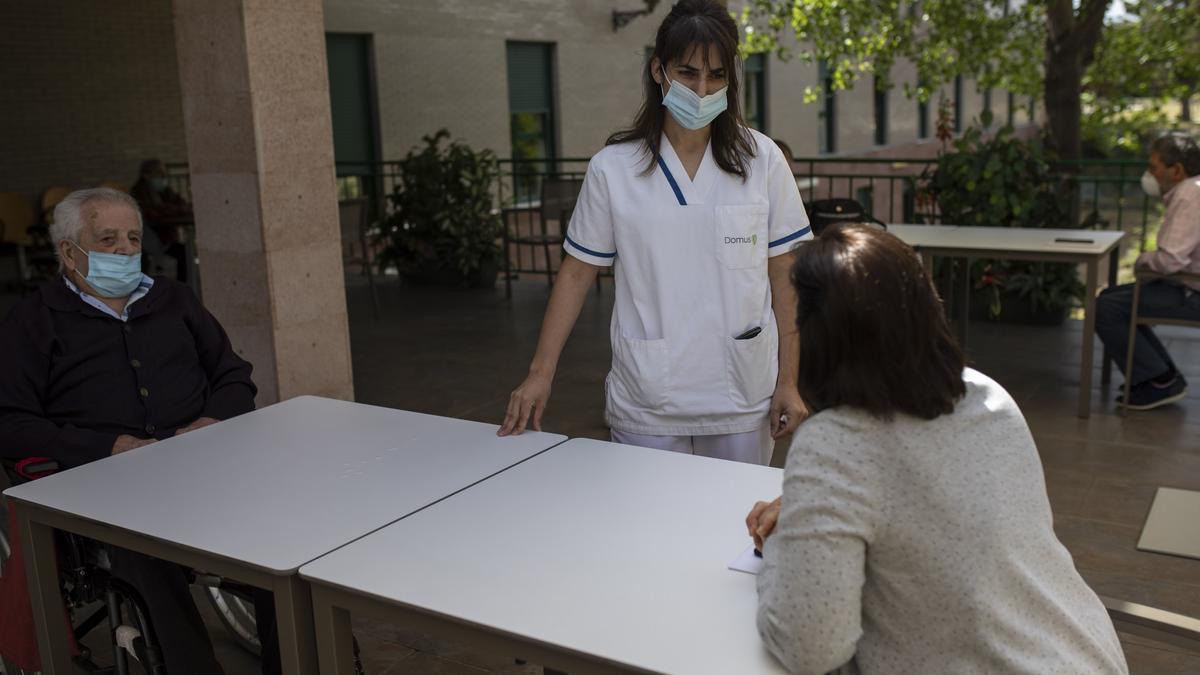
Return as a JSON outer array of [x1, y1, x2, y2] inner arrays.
[[1183, 96, 1194, 122], [1043, 51, 1084, 162], [1043, 0, 1109, 164]]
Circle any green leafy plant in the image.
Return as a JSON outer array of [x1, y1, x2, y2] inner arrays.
[[926, 125, 1067, 228], [378, 129, 502, 286], [924, 125, 1086, 319]]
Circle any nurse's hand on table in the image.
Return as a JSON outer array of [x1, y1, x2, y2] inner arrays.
[[769, 384, 809, 439], [746, 497, 782, 551], [498, 371, 551, 436], [111, 435, 155, 455]]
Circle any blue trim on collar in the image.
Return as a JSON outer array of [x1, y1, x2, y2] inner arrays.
[[769, 226, 813, 249], [656, 156, 687, 206], [565, 235, 616, 259]]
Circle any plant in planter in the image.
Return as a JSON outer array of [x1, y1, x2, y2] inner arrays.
[[377, 129, 503, 288], [923, 121, 1085, 323]]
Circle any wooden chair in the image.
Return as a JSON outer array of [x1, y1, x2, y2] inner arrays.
[[1121, 270, 1200, 415], [338, 198, 379, 319], [41, 186, 72, 224]]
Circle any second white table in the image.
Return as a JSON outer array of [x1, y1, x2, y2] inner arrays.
[[301, 438, 789, 675], [890, 224, 1126, 418]]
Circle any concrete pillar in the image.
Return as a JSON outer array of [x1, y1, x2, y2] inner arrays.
[[171, 0, 353, 404]]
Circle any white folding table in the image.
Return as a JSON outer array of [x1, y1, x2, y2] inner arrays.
[[889, 224, 1126, 418], [301, 438, 790, 675], [4, 396, 565, 675]]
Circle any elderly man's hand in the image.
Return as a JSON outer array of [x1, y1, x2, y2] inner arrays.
[[175, 417, 220, 437], [111, 435, 155, 455]]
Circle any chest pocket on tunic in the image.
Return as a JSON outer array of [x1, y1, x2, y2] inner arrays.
[[715, 204, 769, 270]]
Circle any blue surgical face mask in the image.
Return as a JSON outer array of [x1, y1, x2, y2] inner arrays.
[[150, 177, 168, 192], [660, 66, 728, 130], [71, 242, 143, 298]]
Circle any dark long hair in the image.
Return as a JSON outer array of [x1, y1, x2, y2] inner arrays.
[[791, 223, 967, 420], [606, 0, 756, 180]]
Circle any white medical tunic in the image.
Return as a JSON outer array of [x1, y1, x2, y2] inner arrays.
[[564, 128, 812, 436]]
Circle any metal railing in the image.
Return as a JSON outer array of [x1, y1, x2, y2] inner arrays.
[[166, 155, 1157, 275]]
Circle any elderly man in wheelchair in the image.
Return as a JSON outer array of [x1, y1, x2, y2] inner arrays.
[[0, 188, 277, 674]]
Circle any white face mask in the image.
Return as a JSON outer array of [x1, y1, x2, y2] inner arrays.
[[1140, 170, 1162, 198]]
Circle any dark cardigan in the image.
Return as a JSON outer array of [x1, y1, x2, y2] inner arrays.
[[0, 276, 256, 468]]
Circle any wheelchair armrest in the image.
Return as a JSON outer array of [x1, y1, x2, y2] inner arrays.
[[2, 456, 61, 482]]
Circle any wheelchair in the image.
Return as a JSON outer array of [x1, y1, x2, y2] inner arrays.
[[0, 457, 263, 675]]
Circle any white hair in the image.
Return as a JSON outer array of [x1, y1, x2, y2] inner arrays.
[[51, 188, 143, 271]]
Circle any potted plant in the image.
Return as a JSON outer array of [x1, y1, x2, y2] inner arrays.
[[377, 129, 503, 288], [923, 121, 1085, 324]]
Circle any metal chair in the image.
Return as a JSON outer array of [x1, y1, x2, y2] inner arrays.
[[1102, 595, 1200, 652], [339, 198, 379, 319], [1121, 270, 1200, 415], [502, 176, 584, 298]]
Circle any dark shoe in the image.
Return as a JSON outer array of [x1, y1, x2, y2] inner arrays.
[[1117, 376, 1188, 410]]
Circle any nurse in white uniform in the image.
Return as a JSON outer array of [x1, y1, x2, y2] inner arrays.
[[498, 0, 812, 464]]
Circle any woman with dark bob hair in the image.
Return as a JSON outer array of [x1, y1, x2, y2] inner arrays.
[[746, 224, 1127, 674], [499, 0, 812, 465]]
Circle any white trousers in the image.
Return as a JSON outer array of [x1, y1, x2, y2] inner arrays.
[[610, 425, 773, 465]]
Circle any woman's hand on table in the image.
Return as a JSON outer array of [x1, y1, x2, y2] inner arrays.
[[746, 496, 782, 551], [498, 371, 552, 436]]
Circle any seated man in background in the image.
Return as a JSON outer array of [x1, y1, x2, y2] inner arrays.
[[0, 188, 273, 674], [130, 158, 192, 282], [1096, 130, 1200, 410]]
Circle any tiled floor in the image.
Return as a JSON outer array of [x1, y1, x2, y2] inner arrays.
[[8, 273, 1200, 674]]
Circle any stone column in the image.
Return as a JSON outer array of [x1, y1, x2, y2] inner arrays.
[[172, 0, 353, 405]]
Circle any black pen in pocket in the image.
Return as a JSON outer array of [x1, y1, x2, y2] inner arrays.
[[734, 326, 762, 340]]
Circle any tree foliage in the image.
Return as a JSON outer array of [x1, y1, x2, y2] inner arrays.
[[1086, 0, 1200, 103], [738, 1, 1044, 103]]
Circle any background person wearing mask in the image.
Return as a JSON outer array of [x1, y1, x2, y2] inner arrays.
[[1095, 130, 1200, 410], [131, 158, 192, 282], [746, 223, 1128, 675], [498, 0, 811, 465]]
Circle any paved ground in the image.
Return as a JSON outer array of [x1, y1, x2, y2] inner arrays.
[[5, 272, 1200, 674]]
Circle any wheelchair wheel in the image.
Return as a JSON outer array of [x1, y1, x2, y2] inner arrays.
[[0, 523, 10, 574], [205, 587, 261, 657], [2, 653, 37, 675]]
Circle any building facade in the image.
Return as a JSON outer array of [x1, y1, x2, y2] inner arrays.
[[0, 0, 1035, 200]]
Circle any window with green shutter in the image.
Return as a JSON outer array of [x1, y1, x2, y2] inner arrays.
[[743, 53, 767, 132], [873, 75, 888, 146], [953, 75, 963, 133], [818, 60, 836, 154], [506, 42, 556, 203]]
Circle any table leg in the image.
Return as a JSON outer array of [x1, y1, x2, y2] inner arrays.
[[312, 585, 357, 675], [17, 510, 74, 674], [273, 574, 320, 675], [1101, 247, 1119, 385], [1079, 258, 1100, 418], [957, 257, 970, 353]]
